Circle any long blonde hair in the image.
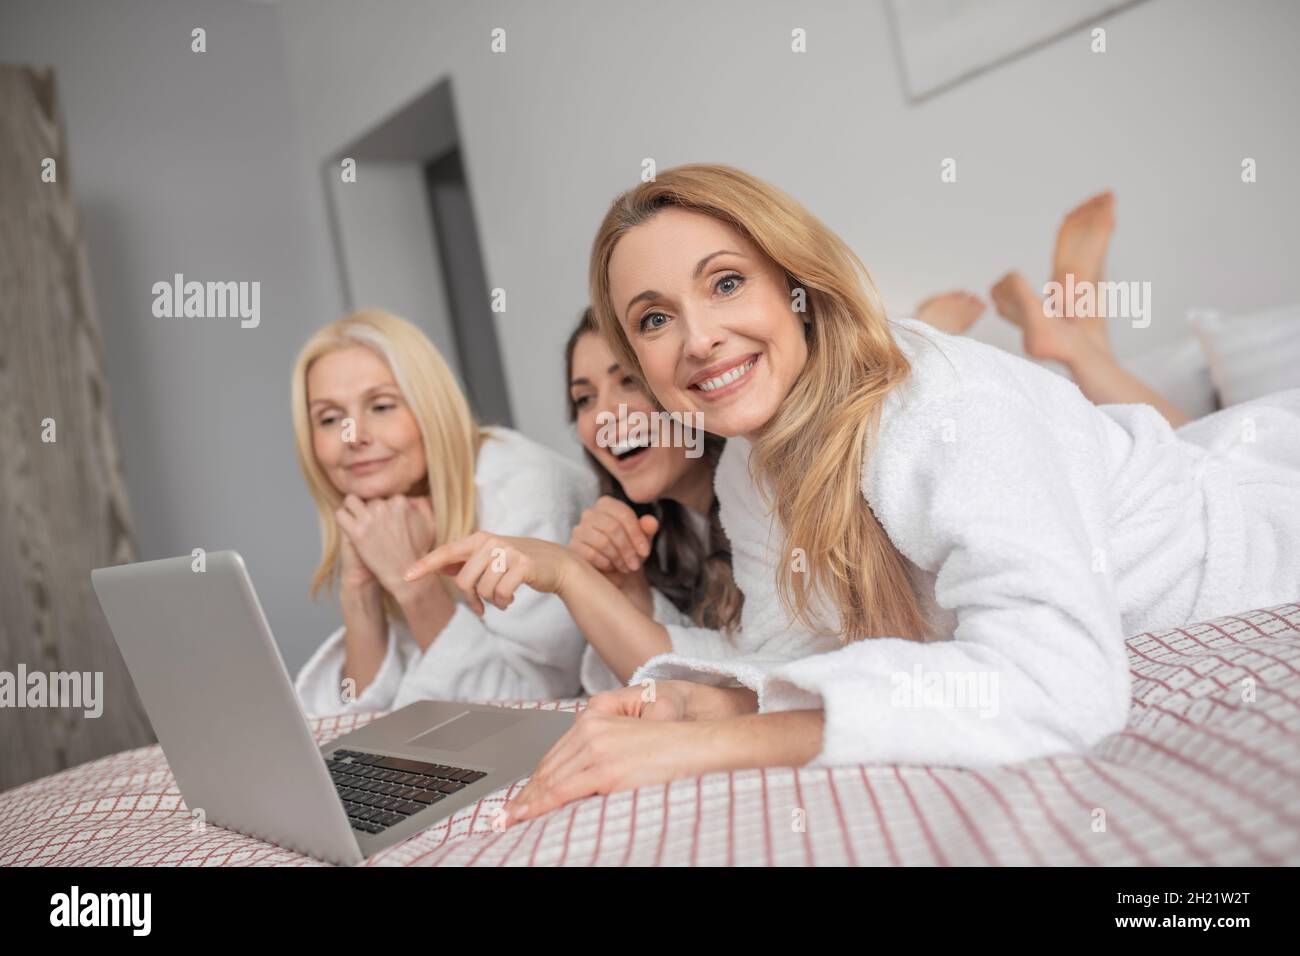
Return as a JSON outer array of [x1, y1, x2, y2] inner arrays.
[[588, 164, 926, 643], [290, 308, 484, 613]]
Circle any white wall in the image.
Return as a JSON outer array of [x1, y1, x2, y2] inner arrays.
[[6, 0, 1297, 674], [277, 0, 1300, 457], [329, 162, 462, 375], [1, 0, 343, 669]]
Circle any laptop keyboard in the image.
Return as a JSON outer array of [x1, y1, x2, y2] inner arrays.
[[325, 749, 489, 835]]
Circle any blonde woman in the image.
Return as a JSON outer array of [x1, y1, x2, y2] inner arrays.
[[291, 309, 596, 717], [412, 165, 1300, 825]]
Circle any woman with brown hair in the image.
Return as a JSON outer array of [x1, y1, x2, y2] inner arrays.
[[562, 308, 742, 692], [401, 305, 747, 696]]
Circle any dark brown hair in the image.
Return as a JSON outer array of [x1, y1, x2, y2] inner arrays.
[[564, 308, 742, 632]]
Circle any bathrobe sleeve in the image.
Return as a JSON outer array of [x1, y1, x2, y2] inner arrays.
[[293, 574, 588, 716], [581, 587, 727, 694], [293, 525, 585, 716], [294, 621, 420, 718], [580, 587, 673, 695], [385, 485, 592, 709], [294, 431, 596, 714], [635, 381, 1133, 768]]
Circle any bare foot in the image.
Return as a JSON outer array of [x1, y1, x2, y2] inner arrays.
[[914, 290, 986, 336], [990, 271, 1096, 367], [1051, 190, 1115, 351]]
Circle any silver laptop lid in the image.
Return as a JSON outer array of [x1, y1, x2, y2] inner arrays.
[[92, 551, 362, 866]]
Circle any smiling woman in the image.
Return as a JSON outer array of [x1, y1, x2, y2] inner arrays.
[[482, 162, 1300, 827], [562, 310, 743, 689], [401, 310, 748, 700], [287, 309, 598, 716], [592, 174, 924, 643]]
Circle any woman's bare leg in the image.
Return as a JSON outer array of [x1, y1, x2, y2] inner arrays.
[[990, 271, 1189, 428], [914, 290, 986, 335], [1051, 191, 1116, 354]]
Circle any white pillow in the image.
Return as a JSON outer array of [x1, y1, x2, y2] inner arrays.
[[1187, 304, 1300, 406], [1123, 334, 1218, 421]]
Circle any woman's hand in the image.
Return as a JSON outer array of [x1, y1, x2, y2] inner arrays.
[[337, 527, 378, 593], [503, 705, 825, 827], [403, 531, 575, 616], [336, 510, 398, 698], [569, 497, 659, 577], [334, 494, 435, 595], [584, 679, 758, 722], [570, 498, 658, 614], [503, 713, 712, 826]]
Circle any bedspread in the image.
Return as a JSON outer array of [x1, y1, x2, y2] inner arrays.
[[2, 603, 1298, 866]]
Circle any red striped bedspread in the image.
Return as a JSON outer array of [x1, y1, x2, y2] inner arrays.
[[3, 603, 1298, 866]]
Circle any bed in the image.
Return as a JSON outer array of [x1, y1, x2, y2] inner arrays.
[[2, 602, 1297, 866]]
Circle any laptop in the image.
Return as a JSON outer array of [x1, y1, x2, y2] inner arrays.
[[91, 550, 574, 865]]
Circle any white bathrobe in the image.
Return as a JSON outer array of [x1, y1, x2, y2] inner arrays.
[[631, 318, 1300, 769], [578, 506, 714, 695], [295, 427, 598, 717], [579, 589, 693, 695]]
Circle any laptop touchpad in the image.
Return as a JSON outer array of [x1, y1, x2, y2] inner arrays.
[[406, 710, 525, 751]]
